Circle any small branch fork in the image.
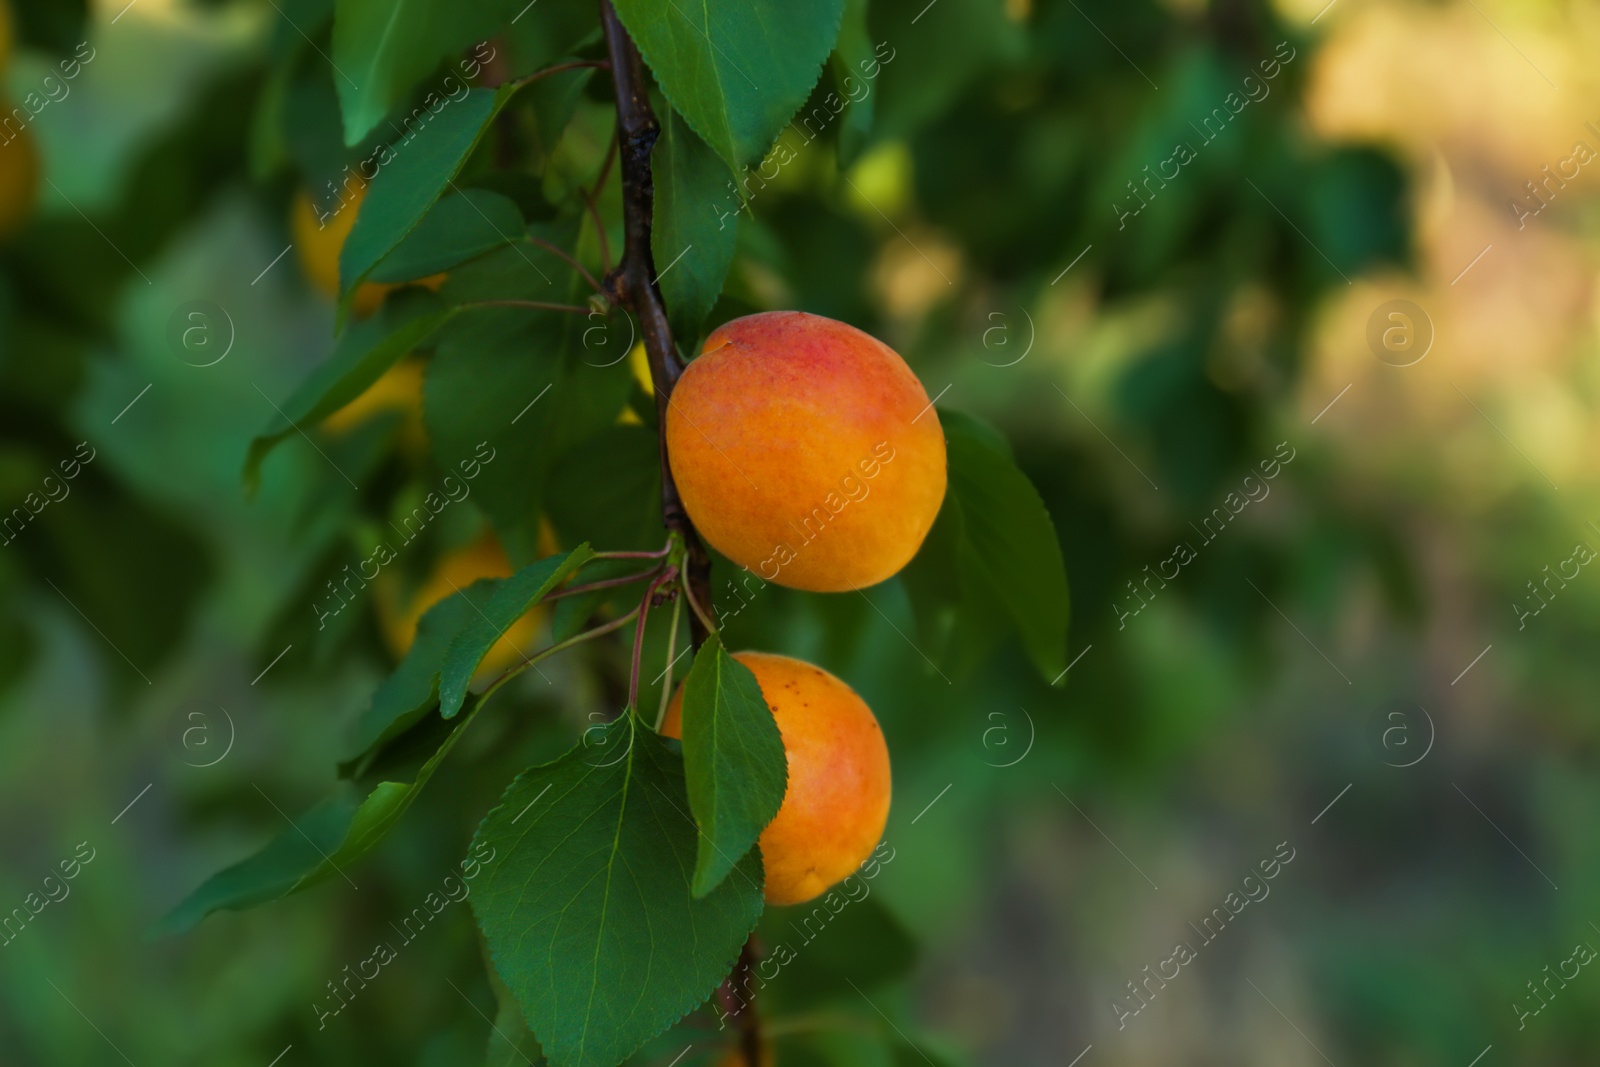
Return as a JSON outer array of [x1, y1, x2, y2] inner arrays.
[[598, 0, 714, 650]]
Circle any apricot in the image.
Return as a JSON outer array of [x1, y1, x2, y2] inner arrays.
[[664, 311, 946, 592], [662, 651, 890, 906], [0, 122, 39, 238], [375, 532, 544, 682], [291, 179, 442, 317], [323, 359, 427, 450]]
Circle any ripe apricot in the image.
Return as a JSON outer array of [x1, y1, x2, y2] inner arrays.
[[664, 311, 946, 592], [662, 651, 890, 906], [291, 179, 442, 317], [375, 532, 544, 682], [0, 122, 39, 237]]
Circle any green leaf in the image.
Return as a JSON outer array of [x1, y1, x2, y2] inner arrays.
[[369, 189, 525, 283], [330, 0, 507, 146], [610, 0, 846, 170], [471, 716, 764, 1067], [338, 84, 508, 315], [297, 704, 483, 884], [423, 299, 631, 563], [156, 795, 358, 935], [831, 0, 876, 166], [159, 705, 483, 934], [680, 635, 787, 897], [546, 425, 665, 555], [652, 105, 739, 342], [344, 585, 484, 764], [243, 293, 457, 492], [438, 545, 595, 718], [942, 409, 1070, 679]]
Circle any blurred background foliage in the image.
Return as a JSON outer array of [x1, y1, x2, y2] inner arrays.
[[2, 0, 1596, 1063]]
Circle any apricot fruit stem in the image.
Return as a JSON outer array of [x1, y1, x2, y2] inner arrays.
[[654, 586, 684, 730], [627, 566, 677, 709], [599, 0, 714, 648]]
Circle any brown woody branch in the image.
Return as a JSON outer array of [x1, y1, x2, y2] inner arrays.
[[598, 0, 713, 649]]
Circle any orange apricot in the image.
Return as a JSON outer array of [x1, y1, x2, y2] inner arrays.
[[662, 651, 890, 907], [664, 311, 946, 592]]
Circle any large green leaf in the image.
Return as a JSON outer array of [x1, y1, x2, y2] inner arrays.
[[369, 188, 525, 283], [338, 84, 509, 315], [437, 545, 595, 718], [243, 292, 456, 491], [610, 0, 846, 170], [471, 716, 764, 1067], [159, 705, 482, 934], [330, 0, 510, 146], [652, 105, 738, 342], [423, 297, 632, 563], [941, 409, 1070, 680], [679, 635, 787, 897]]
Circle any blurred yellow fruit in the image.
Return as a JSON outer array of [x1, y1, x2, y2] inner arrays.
[[323, 360, 426, 450], [713, 1041, 774, 1067], [0, 121, 39, 238], [375, 533, 545, 683], [0, 1, 12, 77], [290, 178, 442, 317]]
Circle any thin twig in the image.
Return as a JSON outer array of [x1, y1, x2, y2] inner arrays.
[[593, 545, 672, 560], [526, 234, 605, 295], [544, 567, 662, 601], [475, 605, 641, 700], [511, 59, 610, 91], [463, 299, 593, 315]]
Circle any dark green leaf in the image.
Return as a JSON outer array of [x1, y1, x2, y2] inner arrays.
[[344, 585, 484, 763], [330, 0, 506, 146], [942, 409, 1069, 679], [522, 63, 596, 173], [438, 545, 594, 718], [243, 293, 456, 491], [652, 106, 738, 342], [545, 424, 665, 555], [423, 301, 631, 563], [338, 85, 509, 314], [471, 716, 764, 1067], [369, 188, 525, 282], [680, 635, 787, 897], [610, 0, 846, 169], [831, 0, 875, 166], [156, 795, 359, 936], [502, 0, 599, 79], [159, 704, 482, 934]]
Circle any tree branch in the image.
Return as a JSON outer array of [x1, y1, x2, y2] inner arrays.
[[599, 0, 713, 649]]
